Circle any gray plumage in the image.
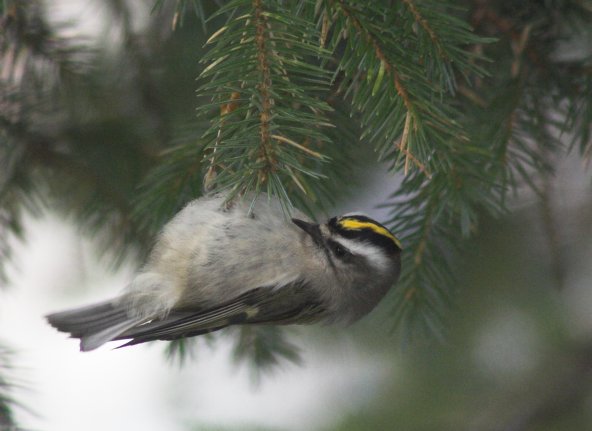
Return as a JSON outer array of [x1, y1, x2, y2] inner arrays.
[[46, 194, 401, 351]]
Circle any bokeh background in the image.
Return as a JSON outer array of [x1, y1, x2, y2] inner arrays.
[[1, 1, 592, 430]]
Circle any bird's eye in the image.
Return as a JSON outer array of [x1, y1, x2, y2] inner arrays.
[[329, 240, 350, 258]]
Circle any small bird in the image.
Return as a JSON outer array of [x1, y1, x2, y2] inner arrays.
[[46, 194, 402, 351]]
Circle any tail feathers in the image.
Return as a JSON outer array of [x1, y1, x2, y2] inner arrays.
[[80, 318, 143, 351], [46, 299, 144, 351]]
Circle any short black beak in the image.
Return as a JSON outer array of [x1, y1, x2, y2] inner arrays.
[[292, 218, 324, 246]]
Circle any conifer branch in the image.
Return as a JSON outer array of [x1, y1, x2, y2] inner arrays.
[[334, 0, 413, 112], [413, 201, 434, 266], [331, 0, 429, 177], [196, 0, 333, 203], [396, 140, 432, 180], [0, 344, 23, 430], [253, 0, 275, 183], [401, 0, 446, 59]]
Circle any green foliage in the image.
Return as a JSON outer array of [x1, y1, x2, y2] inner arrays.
[[196, 0, 335, 212], [316, 0, 502, 337], [0, 344, 22, 430], [153, 0, 209, 32]]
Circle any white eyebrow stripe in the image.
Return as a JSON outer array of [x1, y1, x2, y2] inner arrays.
[[332, 237, 390, 270]]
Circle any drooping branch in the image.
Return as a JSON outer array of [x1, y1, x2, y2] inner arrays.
[[253, 0, 276, 182], [335, 0, 414, 112], [334, 0, 420, 172], [401, 0, 446, 59]]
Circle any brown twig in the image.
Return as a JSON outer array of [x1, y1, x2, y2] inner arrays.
[[401, 0, 447, 59], [414, 200, 435, 266], [335, 1, 430, 177], [253, 0, 276, 185], [335, 0, 414, 113], [396, 141, 432, 180], [204, 92, 241, 190]]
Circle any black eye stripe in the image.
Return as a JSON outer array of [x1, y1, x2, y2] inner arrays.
[[326, 239, 354, 260]]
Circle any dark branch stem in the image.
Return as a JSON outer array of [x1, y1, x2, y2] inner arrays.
[[335, 0, 414, 113], [414, 199, 435, 266], [401, 0, 446, 59], [253, 0, 275, 182]]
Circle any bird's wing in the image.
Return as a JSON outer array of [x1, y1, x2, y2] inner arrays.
[[114, 282, 324, 347]]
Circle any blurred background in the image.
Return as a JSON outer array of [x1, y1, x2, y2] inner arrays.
[[1, 1, 592, 430]]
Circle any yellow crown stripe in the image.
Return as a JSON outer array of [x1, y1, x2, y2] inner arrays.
[[338, 219, 402, 249]]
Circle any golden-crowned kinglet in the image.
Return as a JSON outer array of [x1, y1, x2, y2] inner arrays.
[[46, 193, 402, 351]]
